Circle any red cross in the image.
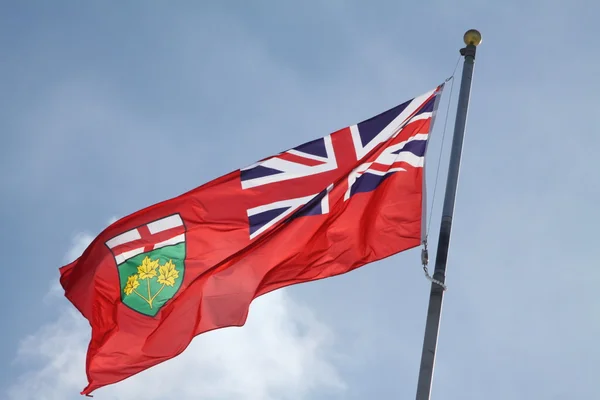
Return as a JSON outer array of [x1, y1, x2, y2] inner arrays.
[[111, 225, 185, 256]]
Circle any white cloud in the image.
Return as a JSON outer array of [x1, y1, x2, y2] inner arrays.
[[64, 233, 95, 263], [10, 234, 345, 400]]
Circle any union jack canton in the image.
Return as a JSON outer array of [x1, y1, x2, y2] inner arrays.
[[240, 85, 444, 240]]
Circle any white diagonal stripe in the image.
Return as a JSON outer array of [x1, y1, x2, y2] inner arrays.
[[393, 152, 424, 168], [247, 195, 316, 217], [408, 111, 433, 123], [240, 136, 337, 190], [247, 194, 317, 239], [350, 89, 436, 160], [375, 134, 429, 165]]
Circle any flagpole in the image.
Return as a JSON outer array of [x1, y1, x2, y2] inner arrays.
[[415, 29, 482, 400]]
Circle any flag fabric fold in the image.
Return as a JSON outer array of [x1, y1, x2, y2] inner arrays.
[[59, 84, 444, 395]]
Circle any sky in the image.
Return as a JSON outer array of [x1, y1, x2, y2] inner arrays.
[[2, 1, 600, 399]]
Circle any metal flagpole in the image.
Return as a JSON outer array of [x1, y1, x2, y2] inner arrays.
[[415, 29, 482, 400]]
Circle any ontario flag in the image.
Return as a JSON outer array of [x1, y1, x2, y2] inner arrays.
[[59, 84, 444, 395]]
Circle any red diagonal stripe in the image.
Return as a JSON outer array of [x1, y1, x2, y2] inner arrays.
[[369, 160, 418, 173], [277, 151, 326, 166]]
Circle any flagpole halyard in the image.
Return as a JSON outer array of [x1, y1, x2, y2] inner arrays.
[[415, 29, 481, 400]]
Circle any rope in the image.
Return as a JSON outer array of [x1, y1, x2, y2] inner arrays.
[[426, 56, 460, 237], [420, 56, 460, 291]]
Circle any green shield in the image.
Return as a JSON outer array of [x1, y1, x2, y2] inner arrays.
[[118, 242, 186, 317]]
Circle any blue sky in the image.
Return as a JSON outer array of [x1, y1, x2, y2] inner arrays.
[[2, 1, 599, 399]]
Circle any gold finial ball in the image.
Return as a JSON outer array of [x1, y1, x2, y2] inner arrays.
[[463, 29, 482, 46]]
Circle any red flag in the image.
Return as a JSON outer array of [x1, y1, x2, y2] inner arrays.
[[60, 85, 444, 395]]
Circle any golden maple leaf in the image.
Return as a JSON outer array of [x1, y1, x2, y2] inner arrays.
[[124, 274, 140, 295], [137, 256, 159, 280], [157, 260, 179, 287]]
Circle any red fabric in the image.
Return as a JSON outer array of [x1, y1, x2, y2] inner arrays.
[[59, 92, 437, 395]]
